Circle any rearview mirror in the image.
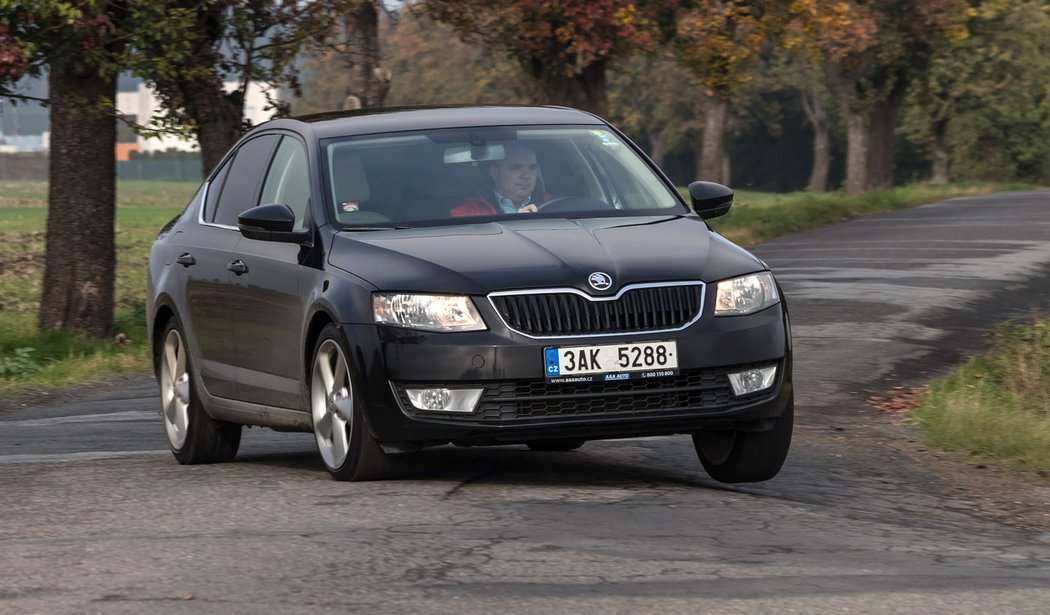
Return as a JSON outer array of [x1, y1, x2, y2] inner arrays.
[[443, 144, 505, 164], [238, 203, 311, 244], [688, 181, 733, 219]]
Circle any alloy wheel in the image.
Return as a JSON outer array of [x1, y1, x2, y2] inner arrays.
[[311, 339, 355, 469], [160, 328, 191, 450]]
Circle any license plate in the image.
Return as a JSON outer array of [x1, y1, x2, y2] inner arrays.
[[544, 341, 679, 383]]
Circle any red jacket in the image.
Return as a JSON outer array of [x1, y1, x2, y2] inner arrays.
[[449, 194, 499, 217], [449, 193, 552, 217]]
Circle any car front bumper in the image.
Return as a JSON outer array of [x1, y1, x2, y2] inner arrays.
[[342, 302, 791, 447]]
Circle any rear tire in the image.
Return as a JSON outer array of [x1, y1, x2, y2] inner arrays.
[[526, 439, 586, 452], [692, 396, 793, 483], [310, 324, 392, 481], [158, 319, 241, 464]]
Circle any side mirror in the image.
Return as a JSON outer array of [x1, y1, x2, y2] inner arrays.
[[688, 181, 733, 219], [238, 203, 311, 244]]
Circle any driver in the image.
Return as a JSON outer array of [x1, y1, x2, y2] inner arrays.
[[450, 145, 550, 217]]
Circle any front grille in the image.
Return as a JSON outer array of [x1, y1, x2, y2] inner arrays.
[[394, 363, 775, 423], [490, 283, 704, 337]]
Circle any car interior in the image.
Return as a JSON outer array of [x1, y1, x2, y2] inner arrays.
[[325, 130, 677, 228]]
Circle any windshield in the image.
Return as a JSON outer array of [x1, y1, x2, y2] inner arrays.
[[321, 125, 685, 228]]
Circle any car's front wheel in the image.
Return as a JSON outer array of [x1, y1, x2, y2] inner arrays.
[[310, 324, 391, 481], [692, 396, 793, 483], [158, 319, 241, 464]]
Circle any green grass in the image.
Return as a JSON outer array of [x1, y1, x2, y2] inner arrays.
[[0, 180, 195, 397], [698, 182, 1040, 244], [912, 319, 1050, 476]]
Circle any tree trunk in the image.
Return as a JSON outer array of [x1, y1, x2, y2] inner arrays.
[[38, 63, 117, 338], [868, 100, 896, 189], [648, 132, 667, 167], [190, 82, 243, 177], [698, 92, 729, 184], [843, 109, 870, 195], [342, 0, 391, 110], [148, 3, 244, 178], [801, 89, 830, 192], [528, 57, 608, 117], [931, 122, 950, 183]]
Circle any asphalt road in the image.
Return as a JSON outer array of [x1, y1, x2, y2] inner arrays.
[[2, 191, 1050, 614]]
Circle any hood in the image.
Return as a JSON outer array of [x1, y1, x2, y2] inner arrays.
[[328, 215, 765, 296]]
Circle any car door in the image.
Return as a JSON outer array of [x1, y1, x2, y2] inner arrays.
[[225, 135, 312, 410], [184, 134, 279, 400]]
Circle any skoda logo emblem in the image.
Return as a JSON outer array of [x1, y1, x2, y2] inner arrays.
[[588, 272, 613, 291]]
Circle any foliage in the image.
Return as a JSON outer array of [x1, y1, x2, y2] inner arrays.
[[901, 0, 1050, 182], [423, 0, 656, 75], [676, 0, 788, 94], [421, 0, 671, 114], [607, 53, 703, 162], [0, 347, 42, 377], [913, 318, 1050, 476]]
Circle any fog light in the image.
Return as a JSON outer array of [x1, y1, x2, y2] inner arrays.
[[405, 387, 483, 413], [728, 366, 777, 396]]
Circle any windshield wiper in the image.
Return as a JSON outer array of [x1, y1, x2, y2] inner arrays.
[[343, 225, 413, 231]]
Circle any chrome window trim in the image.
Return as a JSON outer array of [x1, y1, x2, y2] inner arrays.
[[487, 280, 707, 340], [196, 179, 240, 232]]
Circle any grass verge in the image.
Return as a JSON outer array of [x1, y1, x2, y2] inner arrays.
[[911, 319, 1050, 476], [0, 180, 196, 398], [703, 182, 1039, 244]]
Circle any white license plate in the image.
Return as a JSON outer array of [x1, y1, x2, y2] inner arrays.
[[544, 341, 679, 383]]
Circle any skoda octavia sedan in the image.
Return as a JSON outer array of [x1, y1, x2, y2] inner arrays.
[[147, 105, 792, 482]]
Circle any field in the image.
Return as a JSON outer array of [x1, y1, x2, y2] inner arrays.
[[0, 180, 196, 395]]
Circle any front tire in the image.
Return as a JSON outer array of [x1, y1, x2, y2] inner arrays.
[[692, 396, 793, 483], [310, 324, 391, 481], [158, 319, 241, 464]]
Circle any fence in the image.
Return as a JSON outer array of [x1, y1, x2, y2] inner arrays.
[[0, 153, 203, 182]]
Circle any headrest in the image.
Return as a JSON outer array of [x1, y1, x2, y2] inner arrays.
[[331, 149, 370, 203]]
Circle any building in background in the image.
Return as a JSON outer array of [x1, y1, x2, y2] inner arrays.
[[1, 74, 283, 158], [114, 77, 282, 160]]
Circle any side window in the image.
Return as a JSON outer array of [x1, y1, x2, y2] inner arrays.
[[259, 136, 311, 230], [212, 134, 279, 227], [204, 157, 232, 222]]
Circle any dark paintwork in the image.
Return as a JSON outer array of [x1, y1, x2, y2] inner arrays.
[[146, 105, 791, 447]]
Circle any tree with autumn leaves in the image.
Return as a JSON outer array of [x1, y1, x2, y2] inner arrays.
[[421, 0, 674, 117], [0, 0, 384, 338]]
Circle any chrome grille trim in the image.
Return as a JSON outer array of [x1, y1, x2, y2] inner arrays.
[[487, 281, 706, 339]]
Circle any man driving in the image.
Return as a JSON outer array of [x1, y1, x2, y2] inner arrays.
[[450, 145, 545, 217]]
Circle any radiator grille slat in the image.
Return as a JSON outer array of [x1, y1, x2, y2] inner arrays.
[[491, 284, 704, 336]]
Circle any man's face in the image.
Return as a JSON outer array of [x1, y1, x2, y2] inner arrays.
[[490, 148, 538, 204]]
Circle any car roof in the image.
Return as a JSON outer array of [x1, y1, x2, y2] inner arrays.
[[257, 105, 607, 140]]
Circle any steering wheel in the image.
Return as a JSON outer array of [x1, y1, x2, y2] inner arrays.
[[536, 196, 615, 213]]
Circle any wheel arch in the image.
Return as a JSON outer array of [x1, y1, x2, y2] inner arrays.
[[150, 299, 178, 376], [303, 307, 339, 383]]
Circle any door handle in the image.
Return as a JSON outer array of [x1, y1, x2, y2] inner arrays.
[[175, 253, 195, 267], [227, 260, 248, 275]]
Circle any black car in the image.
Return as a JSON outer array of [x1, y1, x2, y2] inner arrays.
[[147, 105, 792, 482]]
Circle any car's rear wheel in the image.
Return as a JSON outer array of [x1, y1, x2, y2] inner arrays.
[[526, 439, 586, 452], [159, 320, 241, 464], [692, 396, 793, 483], [310, 324, 391, 481]]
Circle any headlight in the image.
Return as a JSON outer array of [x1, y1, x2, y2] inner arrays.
[[713, 272, 780, 316], [373, 293, 487, 332]]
